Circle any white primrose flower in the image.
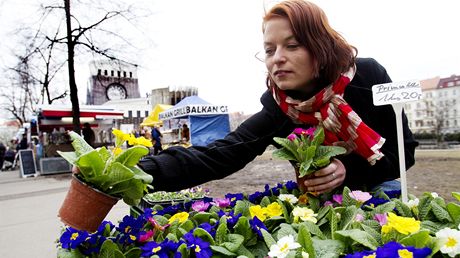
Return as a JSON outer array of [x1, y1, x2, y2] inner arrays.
[[292, 207, 318, 223], [435, 227, 460, 257], [405, 198, 419, 209], [302, 251, 310, 258], [431, 192, 439, 198], [268, 235, 301, 258], [278, 194, 298, 204]]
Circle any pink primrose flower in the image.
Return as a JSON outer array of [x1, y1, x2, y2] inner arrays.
[[191, 200, 210, 212], [373, 213, 387, 226], [211, 198, 231, 208], [349, 190, 372, 203], [287, 134, 297, 141], [323, 201, 334, 207], [332, 194, 343, 204], [355, 213, 365, 222], [139, 230, 154, 242]]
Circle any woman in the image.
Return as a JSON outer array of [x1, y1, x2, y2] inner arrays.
[[138, 0, 418, 194]]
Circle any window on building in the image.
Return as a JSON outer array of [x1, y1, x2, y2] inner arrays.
[[104, 70, 108, 76], [128, 111, 132, 118], [145, 111, 149, 117], [97, 69, 101, 75], [129, 72, 133, 78], [123, 71, 127, 77], [117, 71, 121, 77], [137, 110, 141, 118], [447, 82, 454, 87], [111, 70, 114, 77], [455, 120, 458, 126]]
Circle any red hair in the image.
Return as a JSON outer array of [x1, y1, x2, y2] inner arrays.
[[263, 0, 357, 86]]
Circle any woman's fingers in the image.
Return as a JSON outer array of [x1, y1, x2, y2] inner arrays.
[[303, 159, 346, 194]]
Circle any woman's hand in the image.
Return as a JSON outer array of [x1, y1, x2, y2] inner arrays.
[[72, 165, 80, 174], [303, 158, 346, 194]]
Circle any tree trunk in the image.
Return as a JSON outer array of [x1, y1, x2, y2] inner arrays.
[[64, 0, 81, 134]]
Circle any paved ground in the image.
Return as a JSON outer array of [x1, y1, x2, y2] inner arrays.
[[0, 170, 130, 258]]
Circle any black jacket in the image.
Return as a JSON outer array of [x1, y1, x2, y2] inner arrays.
[[138, 58, 418, 192]]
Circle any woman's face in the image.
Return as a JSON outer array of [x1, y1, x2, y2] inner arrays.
[[263, 17, 315, 92]]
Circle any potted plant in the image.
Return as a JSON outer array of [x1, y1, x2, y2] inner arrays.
[[272, 126, 347, 192], [58, 129, 153, 232]]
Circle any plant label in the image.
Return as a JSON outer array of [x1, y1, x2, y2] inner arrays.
[[372, 80, 422, 106]]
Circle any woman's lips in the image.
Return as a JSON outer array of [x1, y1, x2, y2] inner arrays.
[[274, 70, 291, 78]]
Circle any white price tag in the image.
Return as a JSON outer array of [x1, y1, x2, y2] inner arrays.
[[372, 80, 422, 106]]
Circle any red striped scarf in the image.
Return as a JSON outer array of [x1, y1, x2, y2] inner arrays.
[[271, 65, 385, 165]]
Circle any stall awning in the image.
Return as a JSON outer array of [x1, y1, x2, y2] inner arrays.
[[141, 104, 173, 127], [38, 105, 124, 118]]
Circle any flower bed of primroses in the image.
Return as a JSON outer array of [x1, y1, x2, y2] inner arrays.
[[57, 182, 460, 258]]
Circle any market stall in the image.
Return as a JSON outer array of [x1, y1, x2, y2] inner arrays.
[[159, 96, 231, 146]]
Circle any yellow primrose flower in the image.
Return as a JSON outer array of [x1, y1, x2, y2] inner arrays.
[[136, 136, 153, 147], [265, 202, 283, 218], [112, 129, 124, 139], [127, 134, 138, 146], [113, 147, 122, 156], [168, 212, 189, 224], [292, 207, 317, 223], [398, 249, 413, 258], [250, 205, 267, 222], [382, 212, 420, 235], [363, 254, 376, 258]]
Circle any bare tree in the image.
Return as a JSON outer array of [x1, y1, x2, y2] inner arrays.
[[3, 0, 152, 132]]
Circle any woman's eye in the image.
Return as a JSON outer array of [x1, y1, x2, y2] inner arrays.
[[287, 44, 299, 49], [265, 48, 275, 56]]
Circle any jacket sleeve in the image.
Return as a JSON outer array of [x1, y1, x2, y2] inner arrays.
[[340, 58, 419, 190], [138, 92, 291, 192]]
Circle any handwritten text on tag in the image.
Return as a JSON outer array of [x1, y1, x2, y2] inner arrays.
[[372, 80, 422, 106]]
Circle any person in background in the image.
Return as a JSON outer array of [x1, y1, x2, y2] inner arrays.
[[151, 125, 163, 155], [181, 124, 190, 143], [17, 134, 29, 151], [82, 123, 96, 147], [0, 142, 6, 171]]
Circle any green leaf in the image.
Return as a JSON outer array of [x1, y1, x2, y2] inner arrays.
[[261, 228, 277, 248], [420, 220, 445, 234], [56, 151, 78, 166], [272, 148, 297, 162], [312, 238, 344, 258], [394, 199, 413, 217], [338, 206, 358, 231], [371, 202, 396, 217], [103, 162, 135, 189], [115, 145, 149, 167], [233, 216, 253, 243], [311, 126, 325, 147], [341, 187, 358, 207], [334, 229, 379, 250], [129, 165, 153, 184], [431, 201, 453, 222], [193, 227, 215, 245], [452, 192, 460, 201], [99, 239, 125, 258], [329, 208, 339, 239], [210, 245, 236, 256], [124, 247, 141, 258], [57, 248, 86, 258], [192, 212, 212, 225], [446, 202, 460, 225], [235, 245, 255, 258], [222, 234, 245, 252], [273, 137, 300, 161], [68, 131, 94, 156], [399, 230, 431, 249], [298, 224, 316, 258], [234, 200, 250, 218], [418, 196, 432, 220], [216, 219, 228, 244], [76, 149, 106, 178], [276, 223, 297, 240], [300, 221, 325, 239], [360, 223, 382, 246], [97, 146, 112, 164]]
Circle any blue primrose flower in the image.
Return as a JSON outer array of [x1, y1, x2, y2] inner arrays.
[[376, 241, 431, 258], [248, 191, 264, 203], [116, 215, 145, 244], [249, 216, 268, 238], [225, 193, 244, 206], [270, 183, 283, 196], [198, 223, 218, 238], [365, 197, 389, 207], [141, 239, 182, 258], [284, 180, 298, 191], [384, 190, 402, 199], [344, 249, 375, 258], [183, 232, 212, 258], [60, 227, 89, 249]]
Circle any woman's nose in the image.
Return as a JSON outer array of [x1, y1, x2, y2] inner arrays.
[[273, 48, 287, 63]]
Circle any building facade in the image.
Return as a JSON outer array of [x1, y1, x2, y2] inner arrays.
[[86, 60, 141, 105], [404, 75, 460, 134]]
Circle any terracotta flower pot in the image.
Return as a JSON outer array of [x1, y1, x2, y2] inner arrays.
[[295, 167, 307, 193], [58, 175, 119, 232]]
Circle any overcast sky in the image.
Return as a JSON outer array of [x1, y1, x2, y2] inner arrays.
[[1, 0, 459, 114]]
